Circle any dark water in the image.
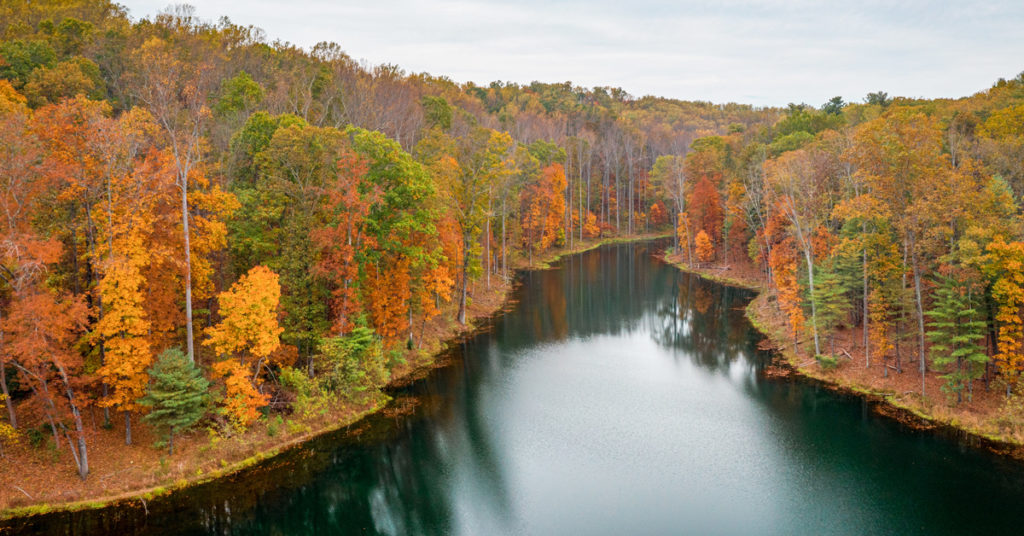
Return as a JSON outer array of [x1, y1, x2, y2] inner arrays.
[[8, 241, 1024, 536]]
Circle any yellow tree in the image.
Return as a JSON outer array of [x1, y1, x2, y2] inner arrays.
[[90, 108, 163, 446], [205, 266, 283, 428], [418, 127, 514, 324], [129, 35, 217, 363], [94, 234, 152, 446], [854, 109, 955, 396], [981, 237, 1024, 393]]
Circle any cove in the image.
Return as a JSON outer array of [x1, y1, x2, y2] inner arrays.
[[7, 240, 1024, 535]]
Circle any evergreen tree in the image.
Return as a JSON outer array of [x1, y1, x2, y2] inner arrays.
[[140, 348, 211, 454], [811, 264, 851, 359], [925, 274, 989, 404]]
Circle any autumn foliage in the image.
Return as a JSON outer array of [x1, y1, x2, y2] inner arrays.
[[3, 1, 1024, 486]]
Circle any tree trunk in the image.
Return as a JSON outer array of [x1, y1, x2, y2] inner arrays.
[[484, 213, 490, 289], [0, 320, 15, 428], [125, 411, 132, 446], [457, 232, 469, 325], [911, 242, 927, 397], [182, 180, 196, 363], [863, 239, 869, 368], [501, 201, 507, 279], [804, 248, 821, 356], [84, 206, 111, 427], [37, 377, 61, 449], [58, 366, 88, 479]]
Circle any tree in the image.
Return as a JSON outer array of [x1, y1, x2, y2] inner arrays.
[[347, 126, 439, 343], [864, 91, 892, 107], [686, 176, 723, 247], [765, 148, 836, 356], [676, 213, 694, 265], [770, 239, 805, 353], [211, 359, 269, 430], [315, 326, 388, 400], [695, 230, 714, 263], [95, 251, 152, 446], [649, 155, 686, 241], [822, 96, 845, 115], [129, 36, 215, 363], [206, 265, 284, 370], [854, 109, 954, 396], [140, 348, 210, 454], [311, 150, 377, 338], [521, 163, 567, 260], [981, 237, 1024, 393], [206, 266, 283, 427], [5, 286, 90, 478], [420, 127, 512, 324], [925, 274, 988, 404], [812, 265, 851, 358]]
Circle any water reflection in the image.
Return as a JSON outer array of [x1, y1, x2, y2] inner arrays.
[[9, 240, 1024, 536]]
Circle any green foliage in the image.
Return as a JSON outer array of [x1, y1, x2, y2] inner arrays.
[[214, 70, 264, 117], [772, 103, 845, 143], [22, 56, 104, 106], [822, 96, 845, 115], [314, 327, 388, 399], [527, 139, 566, 167], [140, 348, 211, 453], [0, 39, 56, 88], [51, 17, 94, 56], [347, 125, 438, 261], [925, 274, 989, 404], [769, 131, 814, 155], [421, 95, 452, 131], [266, 414, 284, 437], [228, 111, 308, 187], [816, 354, 839, 370], [865, 91, 892, 107], [278, 366, 326, 417], [811, 264, 851, 355]]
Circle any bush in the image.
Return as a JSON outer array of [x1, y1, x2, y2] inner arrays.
[[266, 415, 284, 437], [816, 354, 839, 370], [278, 366, 326, 417], [314, 327, 389, 400]]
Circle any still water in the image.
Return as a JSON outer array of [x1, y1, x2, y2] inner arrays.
[[8, 241, 1024, 535]]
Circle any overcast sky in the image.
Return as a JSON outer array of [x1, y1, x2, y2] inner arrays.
[[117, 1, 1024, 107]]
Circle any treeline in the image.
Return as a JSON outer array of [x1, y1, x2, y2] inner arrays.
[[0, 1, 772, 477], [667, 77, 1024, 407]]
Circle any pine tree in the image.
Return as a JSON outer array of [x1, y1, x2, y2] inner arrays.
[[140, 348, 211, 454], [812, 265, 851, 359], [925, 274, 989, 404]]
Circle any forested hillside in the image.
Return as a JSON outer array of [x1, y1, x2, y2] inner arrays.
[[670, 77, 1024, 406], [3, 0, 1024, 508], [0, 0, 779, 491]]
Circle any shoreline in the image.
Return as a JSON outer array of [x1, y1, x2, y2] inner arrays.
[[658, 254, 1024, 462], [0, 232, 667, 522]]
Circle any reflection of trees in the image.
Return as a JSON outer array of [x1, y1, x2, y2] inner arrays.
[[14, 241, 778, 536], [648, 266, 761, 376], [500, 242, 677, 351]]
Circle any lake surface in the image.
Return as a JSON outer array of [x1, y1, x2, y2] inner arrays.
[[9, 240, 1024, 535]]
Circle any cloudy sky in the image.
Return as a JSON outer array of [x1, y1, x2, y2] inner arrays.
[[117, 1, 1024, 107]]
